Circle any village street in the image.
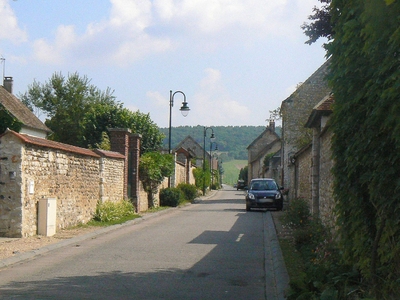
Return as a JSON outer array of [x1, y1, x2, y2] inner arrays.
[[0, 187, 288, 300]]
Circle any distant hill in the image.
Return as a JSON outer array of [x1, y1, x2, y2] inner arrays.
[[159, 125, 281, 161]]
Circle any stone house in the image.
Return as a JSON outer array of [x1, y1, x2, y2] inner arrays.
[[247, 120, 281, 184], [288, 94, 335, 228], [175, 135, 213, 169], [280, 60, 331, 201], [291, 143, 312, 202], [304, 95, 335, 227]]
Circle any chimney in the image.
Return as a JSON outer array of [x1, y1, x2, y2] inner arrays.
[[3, 77, 13, 94], [269, 120, 275, 132]]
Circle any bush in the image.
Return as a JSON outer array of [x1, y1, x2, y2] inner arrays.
[[160, 188, 183, 207], [177, 183, 198, 202], [282, 198, 364, 299], [282, 197, 311, 229], [94, 200, 135, 222]]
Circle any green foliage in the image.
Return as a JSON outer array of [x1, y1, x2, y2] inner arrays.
[[139, 152, 174, 208], [192, 161, 211, 194], [238, 165, 248, 182], [159, 125, 281, 160], [263, 152, 275, 169], [282, 199, 364, 300], [176, 183, 199, 202], [0, 107, 23, 133], [221, 160, 247, 185], [159, 187, 183, 207], [93, 200, 135, 222], [92, 131, 111, 150], [282, 198, 312, 229], [327, 0, 400, 297], [301, 0, 333, 45], [19, 72, 163, 154]]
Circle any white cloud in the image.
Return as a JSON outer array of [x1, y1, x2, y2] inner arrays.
[[0, 0, 27, 43], [191, 68, 251, 126], [32, 0, 172, 66], [146, 90, 165, 107], [153, 0, 316, 37], [33, 25, 76, 64]]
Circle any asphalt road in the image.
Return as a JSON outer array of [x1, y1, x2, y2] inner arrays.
[[0, 186, 288, 299]]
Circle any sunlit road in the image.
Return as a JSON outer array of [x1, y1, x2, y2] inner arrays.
[[0, 186, 275, 299]]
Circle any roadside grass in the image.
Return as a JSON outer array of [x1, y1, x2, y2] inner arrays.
[[87, 214, 140, 227], [278, 236, 306, 285]]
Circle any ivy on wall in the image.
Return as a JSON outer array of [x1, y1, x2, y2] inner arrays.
[[329, 0, 400, 296]]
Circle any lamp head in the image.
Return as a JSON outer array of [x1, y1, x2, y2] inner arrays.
[[180, 101, 190, 117], [210, 132, 216, 143]]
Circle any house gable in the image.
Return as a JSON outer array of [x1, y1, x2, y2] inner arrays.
[[0, 85, 51, 138]]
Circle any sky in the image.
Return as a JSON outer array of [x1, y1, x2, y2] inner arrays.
[[0, 0, 328, 128]]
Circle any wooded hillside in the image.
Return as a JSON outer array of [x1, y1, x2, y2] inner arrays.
[[159, 125, 281, 161]]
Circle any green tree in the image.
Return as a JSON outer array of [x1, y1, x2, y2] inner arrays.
[[301, 0, 333, 45], [139, 152, 174, 208], [0, 107, 22, 133], [326, 0, 400, 296], [238, 165, 248, 183], [193, 161, 211, 195], [20, 72, 115, 147], [20, 72, 164, 154]]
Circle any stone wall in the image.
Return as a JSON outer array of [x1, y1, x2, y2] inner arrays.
[[175, 161, 186, 185], [294, 145, 312, 206], [0, 130, 125, 238], [0, 133, 23, 237], [98, 156, 125, 203], [319, 128, 335, 228]]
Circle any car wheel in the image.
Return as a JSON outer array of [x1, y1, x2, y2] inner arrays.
[[246, 204, 251, 211], [277, 202, 283, 211]]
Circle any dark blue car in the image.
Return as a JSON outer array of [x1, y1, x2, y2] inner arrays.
[[245, 178, 283, 211]]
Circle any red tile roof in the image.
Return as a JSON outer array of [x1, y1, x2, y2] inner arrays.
[[1, 129, 100, 157]]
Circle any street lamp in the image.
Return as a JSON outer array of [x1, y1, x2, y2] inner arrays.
[[210, 143, 218, 189], [203, 127, 216, 195], [168, 90, 190, 154]]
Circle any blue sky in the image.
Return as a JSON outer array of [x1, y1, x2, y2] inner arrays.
[[0, 0, 327, 128]]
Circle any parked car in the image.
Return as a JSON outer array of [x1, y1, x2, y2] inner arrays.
[[236, 180, 246, 190], [245, 178, 283, 211]]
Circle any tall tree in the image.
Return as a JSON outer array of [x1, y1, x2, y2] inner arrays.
[[327, 0, 400, 296], [139, 152, 174, 208], [20, 72, 164, 154], [301, 0, 333, 45]]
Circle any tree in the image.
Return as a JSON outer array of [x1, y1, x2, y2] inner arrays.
[[327, 0, 400, 296], [301, 0, 333, 45], [139, 152, 174, 208], [0, 107, 22, 133], [20, 72, 164, 154], [238, 166, 248, 183], [193, 161, 211, 195]]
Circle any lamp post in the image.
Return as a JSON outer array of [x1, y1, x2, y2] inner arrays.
[[210, 142, 217, 189], [168, 90, 190, 154], [203, 127, 215, 195]]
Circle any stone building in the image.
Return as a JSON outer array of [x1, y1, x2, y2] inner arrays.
[[304, 95, 335, 226], [175, 135, 211, 169], [247, 120, 281, 183], [280, 60, 331, 201]]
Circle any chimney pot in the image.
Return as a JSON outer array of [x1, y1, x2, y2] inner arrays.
[[3, 77, 13, 94]]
